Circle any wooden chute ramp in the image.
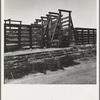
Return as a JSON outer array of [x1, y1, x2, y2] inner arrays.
[[4, 9, 96, 52]]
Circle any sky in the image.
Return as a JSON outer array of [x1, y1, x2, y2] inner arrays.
[[4, 0, 97, 28]]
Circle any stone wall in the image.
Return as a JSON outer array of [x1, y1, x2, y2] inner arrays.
[[4, 44, 96, 79]]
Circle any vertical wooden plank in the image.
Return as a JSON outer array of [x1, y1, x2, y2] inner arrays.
[[74, 28, 78, 44], [41, 17, 44, 48], [30, 24, 32, 48], [88, 29, 90, 44], [93, 29, 95, 44], [69, 12, 71, 44], [58, 10, 61, 47], [18, 23, 21, 49], [9, 19, 11, 32], [4, 22, 6, 52], [46, 15, 49, 48], [9, 19, 11, 47], [70, 16, 75, 43], [95, 30, 96, 44], [82, 29, 84, 44]]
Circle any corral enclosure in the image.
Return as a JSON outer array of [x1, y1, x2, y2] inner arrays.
[[4, 9, 96, 52]]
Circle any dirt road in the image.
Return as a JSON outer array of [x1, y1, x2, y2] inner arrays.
[[7, 56, 96, 84]]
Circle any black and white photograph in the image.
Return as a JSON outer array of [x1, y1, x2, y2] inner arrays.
[[1, 0, 99, 99], [3, 0, 98, 84]]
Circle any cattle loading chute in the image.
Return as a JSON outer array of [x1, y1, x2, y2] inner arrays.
[[4, 9, 96, 52]]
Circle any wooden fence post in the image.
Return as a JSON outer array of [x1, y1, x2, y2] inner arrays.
[[88, 29, 90, 44], [4, 22, 6, 52], [30, 24, 32, 49], [59, 10, 61, 46], [74, 28, 78, 44], [41, 17, 44, 48], [82, 29, 84, 44], [18, 22, 21, 49], [46, 15, 49, 48], [93, 29, 95, 44], [69, 12, 72, 43]]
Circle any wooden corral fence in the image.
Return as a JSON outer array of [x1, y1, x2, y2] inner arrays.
[[4, 9, 97, 52], [74, 28, 96, 45], [4, 19, 42, 52]]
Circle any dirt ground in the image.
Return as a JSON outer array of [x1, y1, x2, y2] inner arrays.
[[6, 55, 96, 84]]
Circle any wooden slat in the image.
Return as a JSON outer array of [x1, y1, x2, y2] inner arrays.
[[6, 43, 18, 46], [49, 12, 59, 15], [36, 19, 41, 22], [32, 43, 41, 45], [21, 38, 30, 41], [5, 24, 19, 27], [5, 23, 42, 28], [61, 27, 69, 30], [21, 35, 29, 37], [51, 17, 58, 20], [7, 19, 22, 23], [41, 16, 47, 19], [6, 28, 18, 31], [32, 31, 41, 34], [75, 27, 96, 30], [32, 39, 42, 42], [32, 28, 40, 31], [61, 16, 69, 20], [21, 43, 30, 45], [83, 34, 88, 36], [21, 32, 30, 35], [6, 38, 18, 41], [49, 15, 59, 18], [62, 24, 69, 27], [61, 20, 69, 24], [6, 35, 18, 38], [6, 40, 18, 44], [59, 9, 72, 12]]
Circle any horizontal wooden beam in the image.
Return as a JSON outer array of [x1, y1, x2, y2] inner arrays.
[[31, 24, 42, 27], [4, 19, 11, 21], [46, 14, 59, 17], [75, 27, 97, 30], [10, 20, 22, 23], [4, 19, 22, 23], [4, 23, 22, 27], [41, 16, 47, 19], [35, 19, 41, 22], [58, 9, 72, 13], [5, 23, 42, 29], [49, 12, 59, 15]]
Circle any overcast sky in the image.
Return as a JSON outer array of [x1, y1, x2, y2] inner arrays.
[[4, 0, 97, 28]]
